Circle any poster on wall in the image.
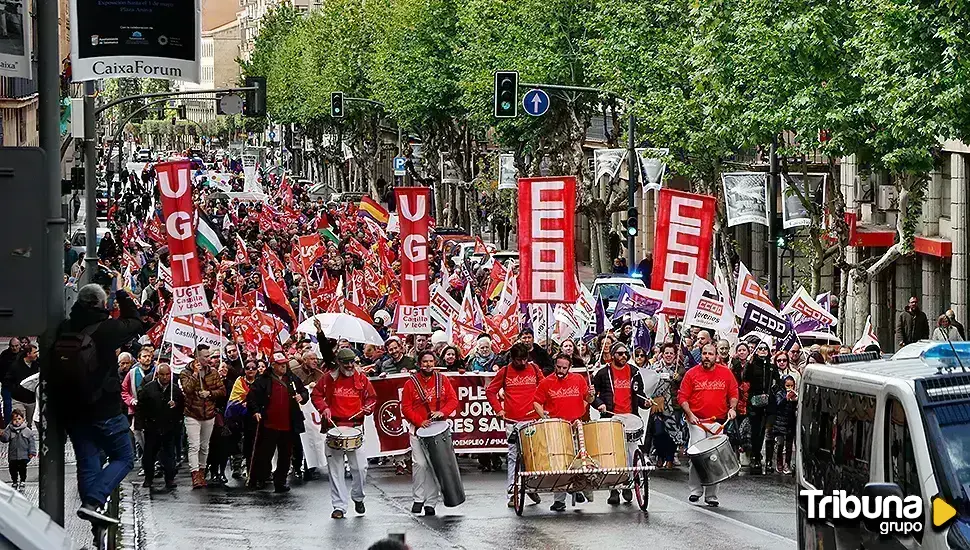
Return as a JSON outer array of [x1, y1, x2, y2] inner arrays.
[[722, 172, 769, 227], [0, 0, 32, 79], [69, 0, 202, 82]]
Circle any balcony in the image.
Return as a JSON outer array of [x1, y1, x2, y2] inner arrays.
[[0, 77, 38, 100]]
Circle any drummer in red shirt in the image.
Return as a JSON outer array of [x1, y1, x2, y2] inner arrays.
[[677, 343, 739, 507], [533, 354, 595, 512], [401, 351, 459, 516], [486, 342, 544, 508], [310, 347, 377, 519]]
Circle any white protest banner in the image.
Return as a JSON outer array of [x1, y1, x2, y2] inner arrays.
[[781, 286, 838, 326], [683, 275, 733, 332], [734, 261, 774, 317], [429, 284, 462, 328], [163, 314, 224, 350]]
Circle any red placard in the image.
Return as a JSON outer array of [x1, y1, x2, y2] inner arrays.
[[395, 187, 431, 333], [517, 176, 578, 303], [651, 188, 716, 316], [156, 161, 210, 316]]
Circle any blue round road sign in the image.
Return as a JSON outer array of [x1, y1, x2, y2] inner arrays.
[[523, 88, 550, 116]]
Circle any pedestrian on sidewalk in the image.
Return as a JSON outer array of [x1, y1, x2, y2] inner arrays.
[[51, 282, 144, 527], [136, 364, 183, 490], [0, 408, 35, 491], [0, 337, 21, 425], [180, 347, 226, 489], [3, 343, 38, 427], [246, 352, 309, 493]]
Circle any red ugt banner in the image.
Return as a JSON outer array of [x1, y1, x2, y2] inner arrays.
[[651, 188, 716, 316], [156, 161, 210, 316], [395, 187, 432, 333], [517, 176, 578, 303]]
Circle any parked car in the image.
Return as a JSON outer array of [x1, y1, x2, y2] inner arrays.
[[136, 148, 152, 162], [70, 227, 110, 258], [590, 274, 647, 315]]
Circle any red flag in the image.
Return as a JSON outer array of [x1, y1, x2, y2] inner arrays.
[[260, 265, 297, 324], [343, 299, 373, 324], [235, 235, 250, 265], [278, 174, 294, 207], [294, 234, 325, 274], [451, 319, 481, 358], [262, 244, 286, 279], [146, 316, 168, 347], [651, 188, 716, 316], [484, 309, 519, 354], [474, 236, 488, 255], [517, 176, 578, 304], [156, 161, 210, 316], [485, 262, 508, 298]]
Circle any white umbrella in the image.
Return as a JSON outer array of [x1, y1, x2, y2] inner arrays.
[[296, 313, 385, 346]]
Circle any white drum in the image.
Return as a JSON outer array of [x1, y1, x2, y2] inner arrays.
[[616, 413, 645, 443], [326, 426, 363, 451]]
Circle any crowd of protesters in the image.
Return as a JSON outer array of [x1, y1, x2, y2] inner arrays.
[[4, 148, 965, 530]]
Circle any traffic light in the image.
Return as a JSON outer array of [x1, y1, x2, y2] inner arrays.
[[244, 76, 266, 117], [331, 92, 344, 118], [176, 104, 186, 119], [626, 207, 639, 237], [776, 229, 794, 249], [494, 71, 518, 118]]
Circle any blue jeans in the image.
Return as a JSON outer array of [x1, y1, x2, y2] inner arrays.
[[67, 414, 135, 508], [2, 387, 11, 426]]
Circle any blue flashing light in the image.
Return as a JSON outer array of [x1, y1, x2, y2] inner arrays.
[[920, 341, 970, 369]]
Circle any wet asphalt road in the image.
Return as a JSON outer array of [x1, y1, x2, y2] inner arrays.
[[130, 462, 797, 550]]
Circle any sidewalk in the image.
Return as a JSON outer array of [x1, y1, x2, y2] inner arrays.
[[1, 444, 136, 549]]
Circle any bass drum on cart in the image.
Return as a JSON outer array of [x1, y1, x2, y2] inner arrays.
[[518, 418, 576, 491], [416, 421, 466, 507]]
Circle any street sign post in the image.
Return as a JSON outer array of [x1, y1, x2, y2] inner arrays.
[[393, 156, 407, 176], [522, 88, 550, 117]]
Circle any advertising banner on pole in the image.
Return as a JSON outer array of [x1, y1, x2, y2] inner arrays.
[[517, 176, 578, 303], [498, 154, 517, 190], [0, 0, 32, 79], [395, 187, 432, 333], [69, 0, 202, 82], [722, 172, 769, 227], [650, 188, 716, 316], [156, 161, 210, 316]]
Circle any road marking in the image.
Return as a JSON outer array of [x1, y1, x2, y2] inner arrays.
[[651, 490, 797, 546]]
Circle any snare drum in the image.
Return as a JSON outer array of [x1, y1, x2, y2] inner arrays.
[[616, 413, 645, 443], [326, 426, 363, 451]]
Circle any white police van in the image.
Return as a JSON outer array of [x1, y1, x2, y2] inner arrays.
[[796, 341, 970, 549]]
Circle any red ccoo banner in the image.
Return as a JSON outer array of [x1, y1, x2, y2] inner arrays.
[[156, 161, 210, 316], [517, 176, 578, 303], [395, 187, 432, 333], [651, 188, 716, 316]]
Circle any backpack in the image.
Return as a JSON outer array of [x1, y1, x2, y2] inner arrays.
[[50, 321, 104, 406]]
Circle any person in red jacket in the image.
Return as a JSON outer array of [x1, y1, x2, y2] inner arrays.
[[486, 343, 543, 507], [533, 354, 595, 512], [401, 351, 458, 516], [677, 343, 739, 507], [310, 348, 377, 519]]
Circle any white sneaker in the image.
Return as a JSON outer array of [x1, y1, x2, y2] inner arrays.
[[739, 452, 750, 467]]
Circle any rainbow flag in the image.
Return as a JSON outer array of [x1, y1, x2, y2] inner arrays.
[[357, 196, 389, 226]]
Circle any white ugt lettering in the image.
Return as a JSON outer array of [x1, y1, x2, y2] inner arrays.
[[172, 252, 195, 281]]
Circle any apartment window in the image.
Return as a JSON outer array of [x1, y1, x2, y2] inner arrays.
[[942, 154, 952, 219]]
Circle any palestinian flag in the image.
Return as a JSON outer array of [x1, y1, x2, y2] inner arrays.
[[319, 227, 340, 246], [196, 210, 225, 256]]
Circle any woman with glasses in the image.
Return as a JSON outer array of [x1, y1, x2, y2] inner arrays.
[[742, 340, 779, 475]]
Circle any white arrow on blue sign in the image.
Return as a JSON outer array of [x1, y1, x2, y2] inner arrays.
[[522, 88, 550, 116], [393, 156, 407, 176]]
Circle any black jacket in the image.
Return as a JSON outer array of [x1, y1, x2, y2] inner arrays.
[[4, 358, 38, 403], [55, 290, 145, 426], [0, 348, 18, 383], [136, 380, 184, 435], [742, 356, 779, 405], [591, 363, 639, 416], [247, 370, 309, 434]]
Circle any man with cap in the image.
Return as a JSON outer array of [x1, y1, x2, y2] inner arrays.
[[373, 310, 392, 341], [246, 351, 309, 492], [311, 347, 377, 518], [591, 341, 639, 505]]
